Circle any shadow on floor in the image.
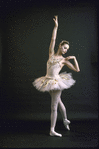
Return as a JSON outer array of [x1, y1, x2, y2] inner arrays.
[[0, 119, 98, 148]]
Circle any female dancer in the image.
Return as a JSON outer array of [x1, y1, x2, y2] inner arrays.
[[33, 16, 80, 137]]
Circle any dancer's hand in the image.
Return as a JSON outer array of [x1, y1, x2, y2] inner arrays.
[[53, 15, 58, 27]]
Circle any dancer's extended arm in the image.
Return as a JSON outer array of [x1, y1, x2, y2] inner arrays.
[[49, 16, 58, 58], [64, 56, 80, 72]]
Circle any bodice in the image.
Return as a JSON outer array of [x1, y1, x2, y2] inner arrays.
[[46, 55, 63, 78]]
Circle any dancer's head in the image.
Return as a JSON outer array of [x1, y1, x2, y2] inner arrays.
[[58, 40, 69, 55]]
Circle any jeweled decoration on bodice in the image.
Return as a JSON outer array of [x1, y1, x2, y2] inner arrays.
[[47, 55, 63, 68]]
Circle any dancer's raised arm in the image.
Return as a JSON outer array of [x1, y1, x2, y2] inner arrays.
[[49, 16, 58, 58]]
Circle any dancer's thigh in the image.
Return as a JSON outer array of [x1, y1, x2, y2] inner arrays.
[[50, 90, 62, 105]]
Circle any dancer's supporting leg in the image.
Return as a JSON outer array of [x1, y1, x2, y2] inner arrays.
[[49, 90, 62, 137]]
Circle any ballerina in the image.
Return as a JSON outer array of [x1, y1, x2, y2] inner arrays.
[[33, 16, 80, 137]]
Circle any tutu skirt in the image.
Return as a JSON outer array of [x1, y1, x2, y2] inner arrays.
[[32, 72, 76, 92]]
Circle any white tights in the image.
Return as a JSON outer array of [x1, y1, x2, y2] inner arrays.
[[49, 90, 70, 137]]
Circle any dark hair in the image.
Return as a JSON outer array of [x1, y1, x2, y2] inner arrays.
[[59, 40, 69, 47]]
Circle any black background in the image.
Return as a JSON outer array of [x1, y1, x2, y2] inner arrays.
[[0, 0, 98, 148], [0, 0, 98, 121]]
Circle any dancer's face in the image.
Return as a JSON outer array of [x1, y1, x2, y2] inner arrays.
[[60, 44, 69, 55]]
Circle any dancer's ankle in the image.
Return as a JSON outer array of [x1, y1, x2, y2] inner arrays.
[[50, 127, 54, 132], [63, 119, 70, 123], [63, 119, 70, 130]]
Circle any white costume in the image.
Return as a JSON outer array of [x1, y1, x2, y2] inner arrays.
[[33, 55, 76, 92], [32, 55, 75, 137]]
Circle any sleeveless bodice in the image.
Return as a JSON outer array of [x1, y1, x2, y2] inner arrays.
[[46, 55, 63, 78], [33, 55, 76, 92]]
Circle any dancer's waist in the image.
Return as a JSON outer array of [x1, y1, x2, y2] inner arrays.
[[45, 74, 60, 79]]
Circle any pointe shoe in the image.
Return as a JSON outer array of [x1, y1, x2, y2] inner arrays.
[[63, 119, 71, 130], [50, 130, 62, 137], [66, 125, 70, 130]]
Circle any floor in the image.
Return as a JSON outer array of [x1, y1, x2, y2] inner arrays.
[[0, 119, 98, 148]]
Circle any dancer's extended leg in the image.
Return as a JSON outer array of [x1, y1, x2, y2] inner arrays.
[[59, 99, 67, 120], [49, 90, 62, 137], [58, 95, 70, 130]]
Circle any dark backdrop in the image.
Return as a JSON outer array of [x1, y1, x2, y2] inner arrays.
[[0, 0, 98, 121]]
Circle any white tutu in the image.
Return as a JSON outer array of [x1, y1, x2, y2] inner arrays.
[[32, 72, 76, 92], [33, 55, 76, 92]]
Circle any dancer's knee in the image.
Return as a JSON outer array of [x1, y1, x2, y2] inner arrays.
[[51, 104, 57, 113], [51, 90, 61, 112]]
